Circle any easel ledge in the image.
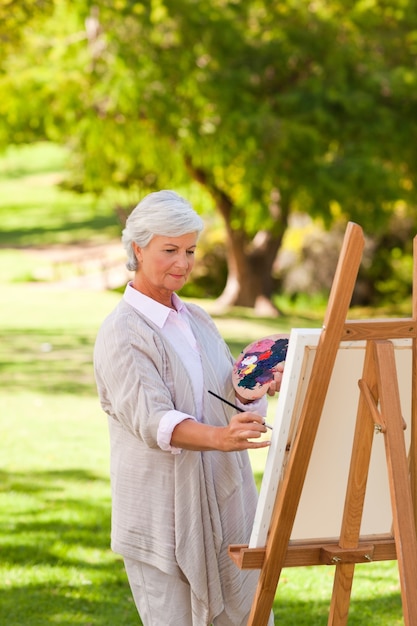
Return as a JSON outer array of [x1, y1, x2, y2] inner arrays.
[[229, 534, 396, 569]]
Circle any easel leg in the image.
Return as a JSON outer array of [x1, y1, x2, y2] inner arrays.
[[410, 335, 417, 535], [245, 223, 365, 626], [328, 563, 355, 625], [328, 341, 378, 626], [409, 236, 417, 533], [410, 235, 417, 535], [375, 341, 417, 625]]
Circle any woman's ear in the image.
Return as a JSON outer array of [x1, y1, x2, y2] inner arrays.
[[132, 242, 142, 263]]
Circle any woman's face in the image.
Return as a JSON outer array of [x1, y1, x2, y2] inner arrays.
[[133, 232, 198, 304]]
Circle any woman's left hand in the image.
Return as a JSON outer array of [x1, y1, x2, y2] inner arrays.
[[267, 362, 285, 396]]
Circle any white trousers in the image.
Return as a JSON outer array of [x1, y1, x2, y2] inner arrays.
[[124, 558, 275, 626]]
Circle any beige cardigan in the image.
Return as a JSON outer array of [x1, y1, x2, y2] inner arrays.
[[94, 299, 260, 624]]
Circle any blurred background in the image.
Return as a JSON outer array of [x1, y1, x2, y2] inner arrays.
[[1, 1, 415, 624], [1, 0, 417, 313]]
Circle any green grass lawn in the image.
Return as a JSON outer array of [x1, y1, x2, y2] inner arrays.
[[0, 284, 404, 625], [0, 143, 405, 624], [0, 392, 138, 626], [0, 286, 139, 625]]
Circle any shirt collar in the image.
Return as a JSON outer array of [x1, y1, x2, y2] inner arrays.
[[123, 282, 187, 328]]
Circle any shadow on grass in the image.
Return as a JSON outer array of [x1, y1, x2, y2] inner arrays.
[[0, 468, 403, 625], [0, 328, 97, 395], [0, 214, 121, 248], [0, 468, 104, 494], [0, 582, 140, 626], [0, 468, 112, 559], [273, 594, 402, 625], [0, 468, 141, 626]]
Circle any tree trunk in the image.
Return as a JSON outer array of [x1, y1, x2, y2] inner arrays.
[[185, 156, 288, 316], [216, 225, 284, 316]]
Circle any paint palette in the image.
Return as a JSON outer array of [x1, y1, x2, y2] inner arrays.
[[232, 334, 289, 400]]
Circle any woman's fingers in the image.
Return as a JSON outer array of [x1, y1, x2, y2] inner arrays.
[[267, 362, 285, 396], [226, 413, 269, 448]]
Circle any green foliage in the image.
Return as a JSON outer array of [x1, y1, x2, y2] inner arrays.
[[1, 0, 417, 308], [0, 0, 55, 59], [1, 0, 417, 235], [1, 141, 415, 306]]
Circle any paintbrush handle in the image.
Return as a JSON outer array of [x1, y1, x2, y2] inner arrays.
[[208, 390, 273, 429]]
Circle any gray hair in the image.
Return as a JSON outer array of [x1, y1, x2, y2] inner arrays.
[[122, 190, 204, 271]]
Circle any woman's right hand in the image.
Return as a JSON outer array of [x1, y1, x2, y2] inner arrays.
[[218, 412, 270, 451], [170, 413, 270, 452]]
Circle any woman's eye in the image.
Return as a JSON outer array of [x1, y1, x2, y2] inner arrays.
[[163, 248, 195, 255]]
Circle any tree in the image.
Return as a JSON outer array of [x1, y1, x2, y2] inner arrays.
[[1, 0, 417, 313]]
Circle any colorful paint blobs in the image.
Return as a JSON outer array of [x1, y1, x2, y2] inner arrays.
[[232, 334, 289, 400]]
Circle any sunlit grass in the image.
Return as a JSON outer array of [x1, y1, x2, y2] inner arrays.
[[0, 142, 68, 178], [0, 391, 139, 626], [0, 142, 120, 252], [0, 284, 404, 625]]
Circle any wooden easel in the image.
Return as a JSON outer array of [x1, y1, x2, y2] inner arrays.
[[229, 222, 417, 625]]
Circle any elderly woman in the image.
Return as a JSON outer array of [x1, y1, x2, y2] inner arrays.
[[94, 190, 279, 626]]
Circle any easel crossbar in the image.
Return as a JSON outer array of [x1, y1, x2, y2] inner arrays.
[[342, 319, 417, 341]]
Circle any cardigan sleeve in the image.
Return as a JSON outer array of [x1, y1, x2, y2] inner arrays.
[[157, 409, 197, 453], [94, 302, 197, 449]]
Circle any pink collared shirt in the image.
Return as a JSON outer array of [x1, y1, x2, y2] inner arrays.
[[123, 283, 265, 453]]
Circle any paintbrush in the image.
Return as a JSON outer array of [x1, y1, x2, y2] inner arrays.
[[208, 389, 273, 429]]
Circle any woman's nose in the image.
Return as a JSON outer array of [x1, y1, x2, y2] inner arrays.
[[175, 252, 189, 267]]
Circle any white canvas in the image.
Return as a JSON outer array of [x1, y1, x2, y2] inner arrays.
[[249, 329, 412, 548]]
